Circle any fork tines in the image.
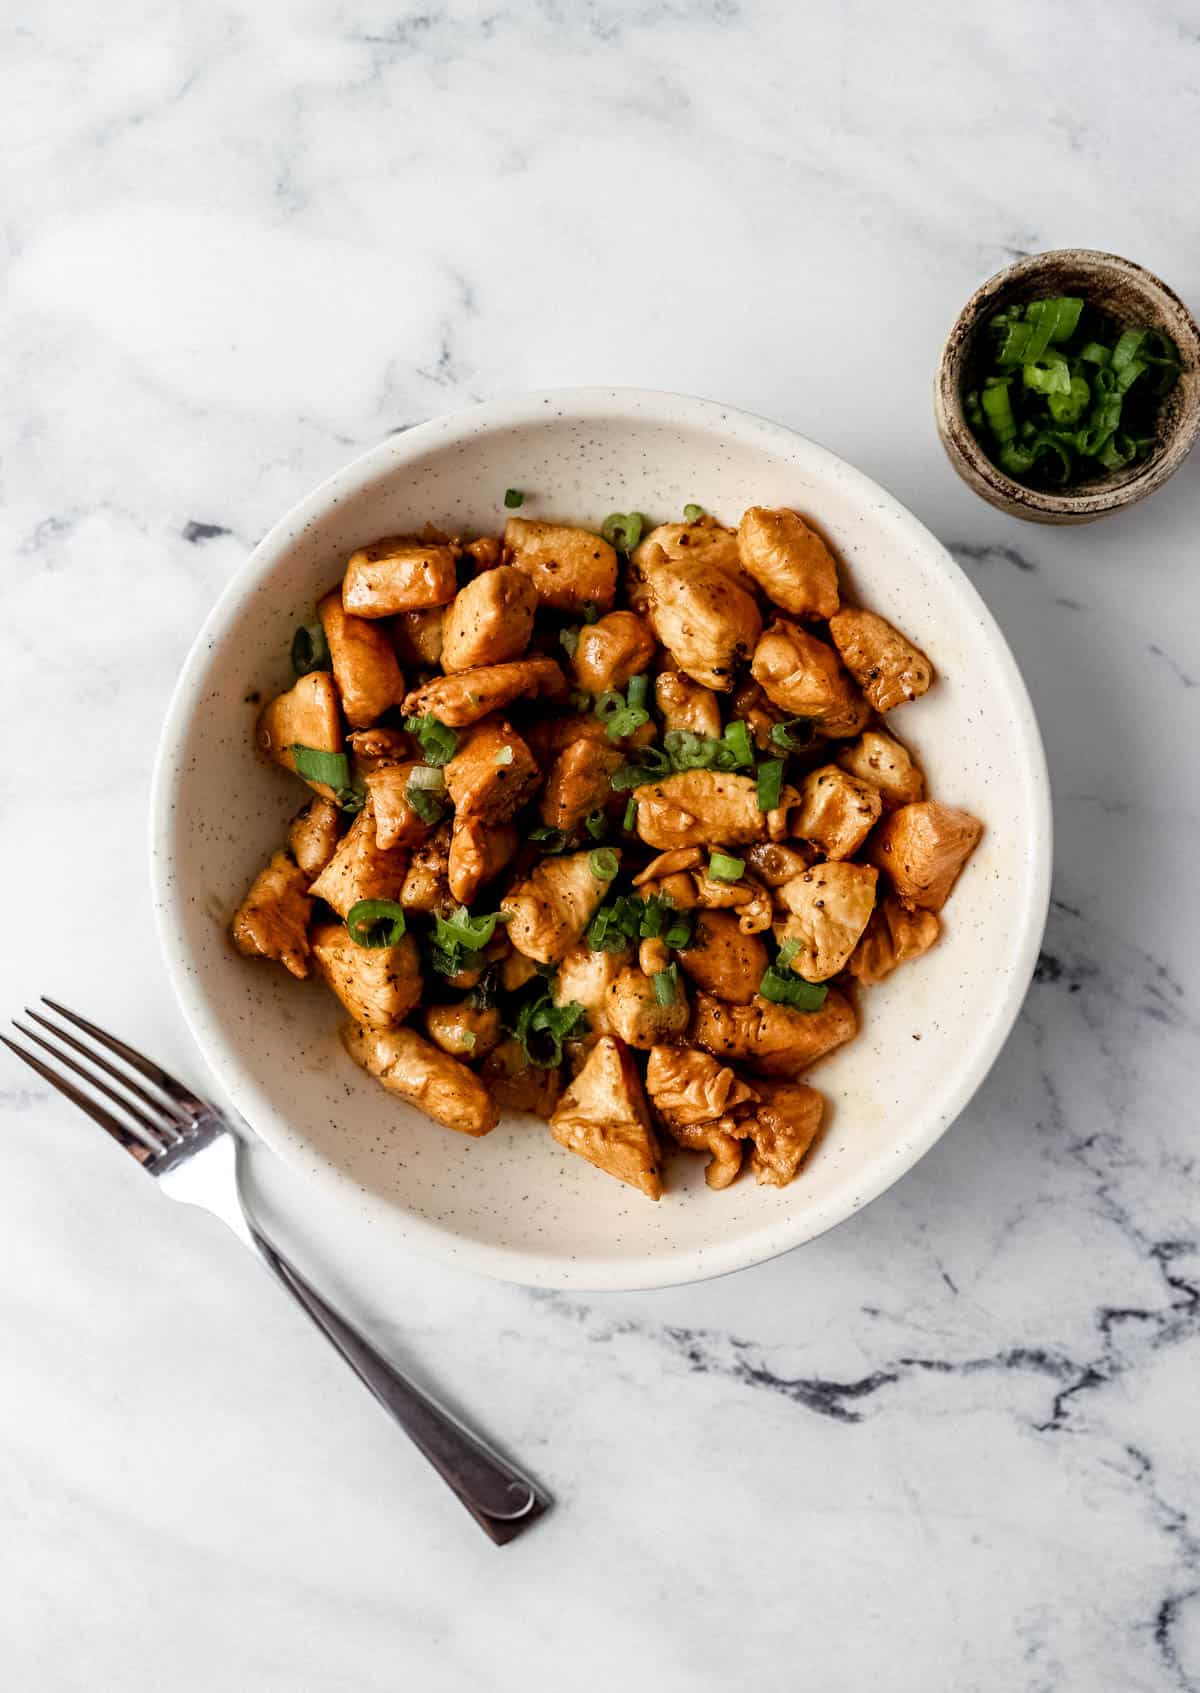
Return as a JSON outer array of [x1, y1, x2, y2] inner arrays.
[[3, 1001, 194, 1164]]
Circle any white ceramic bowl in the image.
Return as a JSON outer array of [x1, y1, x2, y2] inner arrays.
[[151, 389, 1051, 1291]]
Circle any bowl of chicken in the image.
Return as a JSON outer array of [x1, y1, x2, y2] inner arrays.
[[151, 389, 1050, 1290]]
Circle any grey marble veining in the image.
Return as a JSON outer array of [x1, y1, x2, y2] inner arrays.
[[3, 2, 1200, 1689]]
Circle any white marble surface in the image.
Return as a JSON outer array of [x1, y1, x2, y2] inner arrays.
[[3, 2, 1199, 1688]]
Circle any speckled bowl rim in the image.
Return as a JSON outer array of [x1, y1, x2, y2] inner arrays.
[[150, 388, 1052, 1290]]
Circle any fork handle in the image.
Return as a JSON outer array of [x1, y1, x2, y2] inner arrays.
[[247, 1226, 550, 1545]]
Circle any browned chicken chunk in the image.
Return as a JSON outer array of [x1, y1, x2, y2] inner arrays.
[[287, 798, 342, 879], [504, 518, 618, 612], [443, 719, 540, 821], [737, 507, 840, 620], [447, 817, 518, 905], [256, 672, 342, 795], [440, 565, 536, 672], [554, 944, 631, 1040], [828, 608, 933, 713], [676, 910, 768, 1005], [307, 797, 410, 917], [745, 840, 817, 887], [231, 851, 313, 979], [365, 762, 437, 850], [342, 538, 458, 617], [645, 1045, 757, 1189], [571, 611, 656, 694], [775, 862, 879, 982], [480, 1038, 562, 1118], [342, 1023, 497, 1135], [631, 516, 753, 596], [750, 620, 869, 738], [637, 544, 762, 692], [402, 657, 567, 728], [423, 1001, 502, 1059], [317, 589, 406, 728], [400, 823, 453, 914], [388, 605, 445, 668], [502, 850, 617, 963], [346, 726, 414, 772], [870, 801, 983, 911], [604, 965, 690, 1049], [691, 989, 857, 1078], [549, 1036, 662, 1199], [654, 670, 723, 740], [539, 738, 624, 832], [742, 1079, 825, 1186], [633, 771, 767, 851], [835, 729, 925, 810], [311, 923, 422, 1028], [849, 895, 940, 985], [791, 765, 883, 860]]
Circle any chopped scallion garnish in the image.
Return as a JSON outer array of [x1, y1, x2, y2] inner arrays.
[[291, 622, 331, 677], [653, 965, 678, 1006], [758, 964, 828, 1011], [756, 758, 784, 812], [402, 714, 458, 766], [290, 745, 351, 791], [709, 852, 745, 882], [504, 488, 524, 508], [589, 847, 619, 881], [682, 503, 704, 522], [601, 512, 645, 552], [345, 899, 407, 949]]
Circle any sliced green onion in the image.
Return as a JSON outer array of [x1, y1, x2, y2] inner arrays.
[[652, 966, 678, 1006], [407, 765, 446, 791], [432, 906, 509, 962], [777, 937, 802, 967], [505, 979, 587, 1067], [756, 758, 784, 812], [981, 378, 1017, 444], [569, 689, 592, 713], [770, 716, 813, 751], [626, 674, 649, 711], [504, 488, 524, 508], [995, 320, 1032, 366], [589, 847, 619, 881], [722, 719, 753, 767], [1112, 329, 1146, 371], [663, 920, 692, 949], [758, 965, 828, 1011], [529, 825, 573, 853], [584, 810, 607, 841], [461, 1029, 477, 1052], [682, 502, 704, 522], [495, 745, 514, 765], [1023, 352, 1071, 396], [402, 714, 458, 767], [406, 782, 446, 825], [290, 745, 351, 790], [622, 797, 637, 831], [1047, 374, 1090, 424], [346, 899, 407, 949], [291, 622, 331, 677], [594, 690, 626, 722], [1078, 341, 1112, 367], [709, 852, 744, 882], [601, 512, 645, 552], [559, 625, 580, 658], [581, 602, 600, 624]]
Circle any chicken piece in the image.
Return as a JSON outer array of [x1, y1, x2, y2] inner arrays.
[[256, 672, 342, 795], [645, 1045, 757, 1190], [307, 797, 409, 917], [539, 739, 624, 832], [828, 608, 933, 713], [480, 1038, 562, 1118], [423, 1001, 502, 1059], [230, 851, 313, 979], [364, 762, 437, 851], [849, 895, 941, 985], [691, 989, 857, 1078], [443, 719, 540, 822], [742, 1080, 825, 1187], [523, 711, 611, 771], [463, 535, 502, 572], [499, 949, 541, 993], [341, 538, 458, 617], [502, 850, 617, 964], [637, 543, 761, 691], [638, 937, 671, 977], [341, 1023, 497, 1136], [632, 848, 704, 886], [736, 507, 840, 620], [388, 606, 445, 668], [549, 1036, 662, 1199], [775, 862, 879, 982], [631, 516, 753, 598], [287, 798, 342, 879], [729, 677, 789, 753], [570, 611, 656, 695], [346, 726, 414, 772], [317, 589, 405, 729], [440, 933, 510, 993], [745, 840, 818, 887], [654, 670, 723, 741], [447, 817, 518, 905], [310, 922, 422, 1028], [690, 869, 774, 934], [870, 801, 983, 912], [504, 517, 618, 612], [441, 565, 536, 672], [675, 910, 768, 1005], [835, 729, 925, 811], [750, 620, 869, 739], [400, 823, 453, 914], [402, 657, 567, 728], [554, 944, 630, 1040], [603, 966, 689, 1050], [632, 871, 699, 912], [791, 765, 883, 861], [634, 771, 767, 851]]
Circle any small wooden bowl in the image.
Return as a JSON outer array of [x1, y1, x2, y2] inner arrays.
[[935, 249, 1200, 524]]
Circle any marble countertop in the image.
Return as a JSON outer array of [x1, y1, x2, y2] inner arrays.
[[4, 3, 1199, 1688]]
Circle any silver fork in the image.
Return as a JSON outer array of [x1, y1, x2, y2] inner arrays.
[[4, 999, 550, 1545]]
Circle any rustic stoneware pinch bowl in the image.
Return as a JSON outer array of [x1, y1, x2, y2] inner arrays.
[[936, 248, 1200, 524], [151, 389, 1051, 1290]]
